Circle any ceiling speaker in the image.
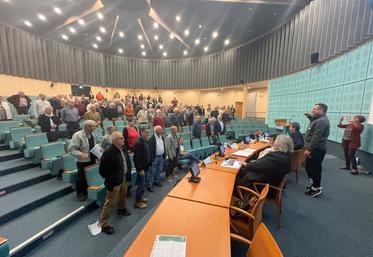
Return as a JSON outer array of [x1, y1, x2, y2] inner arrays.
[[311, 52, 319, 64]]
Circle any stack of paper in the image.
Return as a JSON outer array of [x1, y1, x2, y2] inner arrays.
[[150, 235, 187, 257], [232, 148, 256, 157], [221, 159, 242, 169]]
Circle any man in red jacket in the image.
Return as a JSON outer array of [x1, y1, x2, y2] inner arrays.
[[96, 91, 105, 101], [152, 109, 164, 129]]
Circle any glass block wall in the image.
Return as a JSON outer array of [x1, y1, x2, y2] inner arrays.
[[267, 41, 373, 154]]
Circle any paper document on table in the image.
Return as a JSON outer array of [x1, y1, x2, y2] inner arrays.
[[221, 159, 242, 169], [90, 144, 103, 159], [150, 235, 187, 257], [232, 150, 252, 157], [88, 220, 101, 236], [203, 156, 213, 165]]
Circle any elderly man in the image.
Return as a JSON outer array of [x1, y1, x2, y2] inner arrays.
[[192, 116, 202, 139], [148, 125, 166, 191], [152, 109, 164, 128], [99, 131, 132, 234], [0, 96, 13, 120], [235, 135, 293, 192], [137, 105, 148, 124], [206, 117, 219, 144], [7, 91, 31, 114], [38, 106, 68, 142], [215, 115, 226, 135], [61, 100, 80, 137], [34, 94, 51, 117], [170, 108, 182, 132], [133, 127, 152, 209], [68, 120, 98, 201], [165, 126, 179, 181]]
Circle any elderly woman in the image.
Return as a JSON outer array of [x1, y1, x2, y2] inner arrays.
[[234, 134, 293, 191], [84, 105, 101, 125], [38, 106, 69, 142], [0, 96, 13, 120], [122, 118, 139, 152]]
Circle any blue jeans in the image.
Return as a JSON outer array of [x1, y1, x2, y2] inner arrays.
[[147, 155, 163, 188], [135, 171, 146, 202]]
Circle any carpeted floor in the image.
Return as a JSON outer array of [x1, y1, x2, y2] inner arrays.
[[20, 154, 373, 257]]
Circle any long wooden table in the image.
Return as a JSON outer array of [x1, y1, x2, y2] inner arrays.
[[124, 196, 230, 257], [167, 168, 236, 208]]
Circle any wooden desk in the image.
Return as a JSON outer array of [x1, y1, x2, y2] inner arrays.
[[124, 196, 230, 257], [206, 142, 269, 174], [167, 168, 236, 208]]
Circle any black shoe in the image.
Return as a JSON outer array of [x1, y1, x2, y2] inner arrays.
[[118, 208, 131, 216], [102, 226, 115, 235], [77, 194, 86, 202], [154, 182, 162, 187], [305, 187, 323, 197], [147, 187, 154, 193]]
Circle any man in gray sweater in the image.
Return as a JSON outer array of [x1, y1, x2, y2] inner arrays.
[[304, 103, 330, 197]]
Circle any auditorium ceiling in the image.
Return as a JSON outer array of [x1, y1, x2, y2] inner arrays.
[[0, 0, 312, 59]]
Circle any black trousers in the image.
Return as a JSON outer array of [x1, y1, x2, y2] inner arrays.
[[166, 158, 178, 177], [342, 140, 358, 169], [305, 149, 326, 188], [16, 107, 29, 114], [76, 160, 96, 196], [66, 121, 80, 138]]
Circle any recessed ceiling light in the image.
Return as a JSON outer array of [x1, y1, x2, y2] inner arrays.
[[38, 14, 46, 21], [97, 12, 104, 20], [203, 46, 209, 52], [154, 35, 159, 41], [140, 44, 145, 49], [54, 7, 62, 14], [184, 29, 189, 36], [96, 36, 102, 41], [183, 50, 188, 56], [78, 19, 85, 26], [142, 51, 146, 56], [61, 34, 68, 40], [163, 52, 167, 57], [170, 34, 175, 39], [198, 25, 202, 29], [159, 44, 163, 50], [3, 0, 10, 3], [176, 15, 181, 22], [24, 20, 32, 27], [249, 7, 253, 10], [119, 31, 124, 38], [69, 27, 76, 33], [212, 31, 218, 38], [100, 27, 106, 33], [118, 48, 123, 54], [194, 39, 200, 45], [273, 12, 277, 15], [153, 22, 159, 29], [224, 39, 230, 45], [92, 43, 98, 49], [138, 34, 143, 40]]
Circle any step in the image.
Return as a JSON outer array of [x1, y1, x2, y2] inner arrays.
[[0, 167, 52, 196], [0, 179, 73, 225], [1, 192, 97, 257], [0, 158, 38, 177], [0, 149, 23, 162], [0, 143, 9, 151]]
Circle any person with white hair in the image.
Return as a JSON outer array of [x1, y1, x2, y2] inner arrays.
[[152, 109, 164, 128], [68, 120, 98, 201], [147, 125, 166, 191], [38, 106, 69, 142], [234, 134, 293, 192], [34, 94, 51, 117], [0, 96, 13, 120]]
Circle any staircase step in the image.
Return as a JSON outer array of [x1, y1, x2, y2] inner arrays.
[[0, 179, 73, 224], [0, 158, 38, 177], [0, 149, 23, 162], [1, 192, 96, 257], [0, 143, 9, 151], [0, 167, 52, 196]]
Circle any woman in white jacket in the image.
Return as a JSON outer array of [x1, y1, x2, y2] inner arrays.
[[0, 96, 13, 120]]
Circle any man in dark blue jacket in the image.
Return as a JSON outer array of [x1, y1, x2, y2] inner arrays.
[[99, 132, 132, 235], [289, 122, 304, 150]]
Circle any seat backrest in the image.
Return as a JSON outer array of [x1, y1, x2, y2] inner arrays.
[[85, 164, 104, 187], [93, 128, 104, 137], [0, 121, 20, 133], [200, 137, 210, 147], [102, 120, 113, 127], [40, 142, 66, 159], [115, 120, 125, 127], [13, 115, 31, 122], [25, 133, 48, 148], [274, 176, 287, 203], [251, 184, 269, 236], [291, 149, 306, 171], [62, 154, 77, 171], [10, 127, 33, 141], [181, 132, 192, 140], [248, 223, 284, 257], [191, 138, 202, 149]]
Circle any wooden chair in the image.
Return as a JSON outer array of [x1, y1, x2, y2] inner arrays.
[[231, 223, 284, 257], [291, 149, 306, 183], [253, 176, 288, 229], [230, 184, 269, 240]]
